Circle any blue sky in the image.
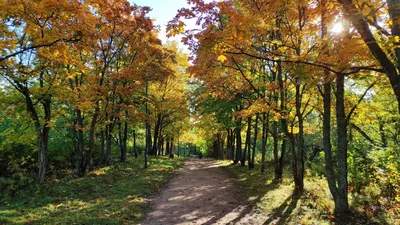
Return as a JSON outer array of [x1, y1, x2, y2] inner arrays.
[[132, 0, 188, 27], [131, 0, 192, 44]]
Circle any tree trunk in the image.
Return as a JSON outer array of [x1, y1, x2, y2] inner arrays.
[[70, 123, 77, 167], [335, 73, 349, 216], [294, 81, 304, 194], [76, 109, 84, 170], [161, 137, 165, 155], [234, 117, 242, 165], [158, 127, 163, 156], [273, 121, 280, 179], [42, 96, 51, 176], [321, 0, 340, 215], [144, 81, 149, 169], [152, 113, 161, 156], [133, 128, 138, 158], [244, 117, 251, 167], [166, 138, 170, 155], [23, 87, 50, 183], [250, 114, 259, 169], [282, 114, 301, 195], [169, 138, 174, 158], [100, 130, 105, 161], [177, 135, 180, 157], [36, 130, 47, 184], [105, 124, 113, 166], [260, 113, 268, 173], [249, 113, 259, 169], [277, 60, 287, 180], [288, 133, 301, 195], [323, 62, 340, 215], [79, 104, 99, 176], [378, 119, 388, 147], [231, 129, 235, 161], [226, 129, 232, 159], [219, 133, 224, 159], [119, 112, 128, 163]]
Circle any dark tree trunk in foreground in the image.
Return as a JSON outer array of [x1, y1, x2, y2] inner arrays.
[[38, 96, 51, 183], [271, 59, 281, 178], [323, 79, 338, 205], [335, 73, 349, 216], [321, 1, 348, 216], [20, 77, 52, 183], [277, 60, 287, 181], [294, 80, 305, 194]]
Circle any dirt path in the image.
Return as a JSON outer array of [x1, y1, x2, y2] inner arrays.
[[140, 159, 263, 225]]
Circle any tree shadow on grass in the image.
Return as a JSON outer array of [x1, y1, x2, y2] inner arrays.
[[262, 194, 299, 225], [220, 162, 393, 225]]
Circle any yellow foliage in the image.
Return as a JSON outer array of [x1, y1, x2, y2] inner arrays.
[[217, 55, 228, 63]]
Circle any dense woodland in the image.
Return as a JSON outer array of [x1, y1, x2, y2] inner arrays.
[[1, 0, 400, 224]]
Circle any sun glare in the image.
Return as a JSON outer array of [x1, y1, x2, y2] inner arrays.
[[332, 22, 344, 34]]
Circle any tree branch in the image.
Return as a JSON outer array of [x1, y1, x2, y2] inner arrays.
[[346, 81, 377, 123]]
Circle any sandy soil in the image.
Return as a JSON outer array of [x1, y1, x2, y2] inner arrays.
[[140, 158, 264, 225]]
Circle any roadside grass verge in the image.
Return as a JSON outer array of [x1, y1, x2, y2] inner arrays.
[[0, 156, 183, 224]]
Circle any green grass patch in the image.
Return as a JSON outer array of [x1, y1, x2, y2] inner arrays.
[[0, 156, 183, 224], [220, 161, 395, 225]]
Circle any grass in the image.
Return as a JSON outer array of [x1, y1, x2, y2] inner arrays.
[[220, 160, 395, 225], [0, 156, 183, 224]]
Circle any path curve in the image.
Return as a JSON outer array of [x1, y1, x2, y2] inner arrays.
[[140, 159, 263, 225]]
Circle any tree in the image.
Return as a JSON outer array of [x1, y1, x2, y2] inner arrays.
[[0, 0, 92, 183]]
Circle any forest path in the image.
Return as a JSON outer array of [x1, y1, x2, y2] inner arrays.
[[140, 158, 263, 225]]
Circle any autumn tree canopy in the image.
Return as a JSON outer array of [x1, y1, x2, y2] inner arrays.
[[0, 0, 399, 223]]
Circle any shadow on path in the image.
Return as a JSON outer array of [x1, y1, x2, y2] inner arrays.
[[140, 159, 264, 224]]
